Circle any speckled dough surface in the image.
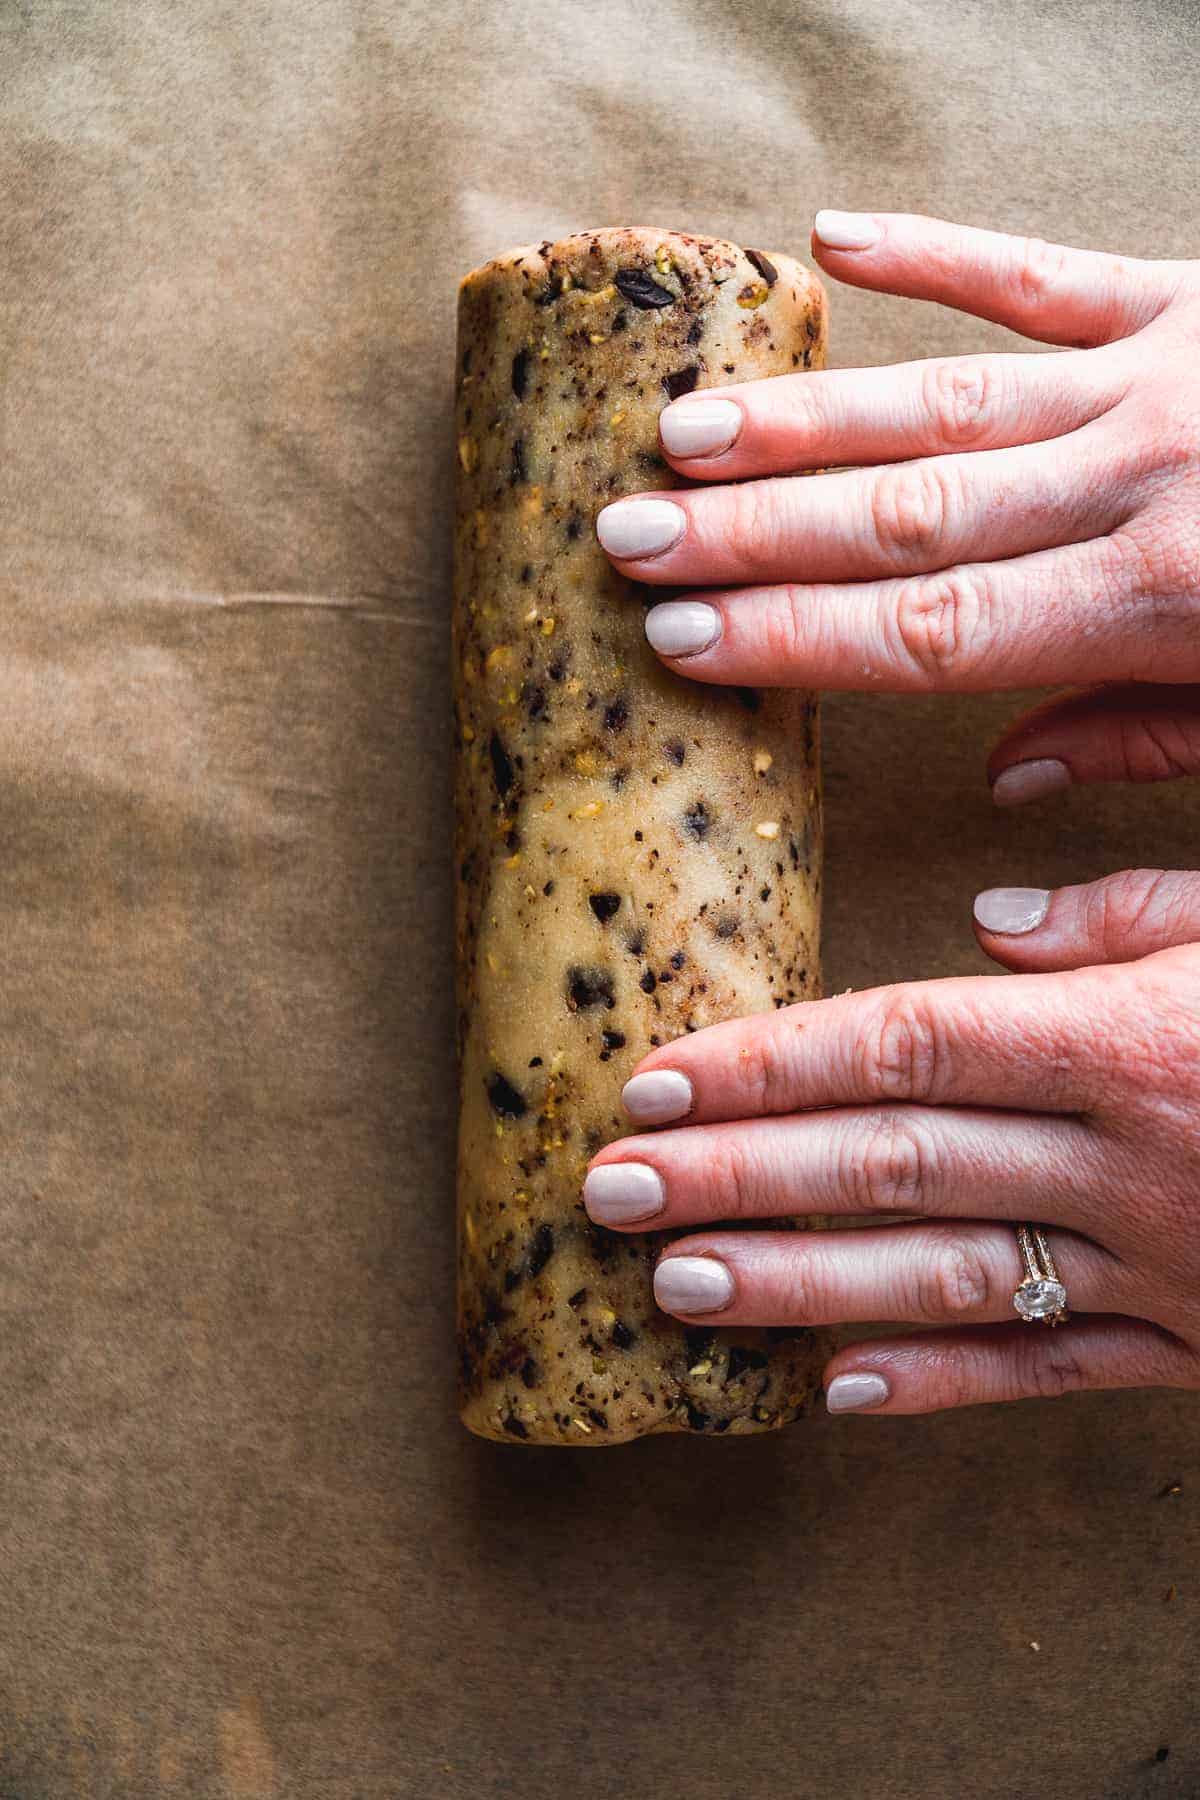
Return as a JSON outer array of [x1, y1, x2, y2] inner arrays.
[[454, 227, 828, 1445]]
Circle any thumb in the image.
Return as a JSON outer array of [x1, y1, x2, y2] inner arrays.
[[973, 869, 1200, 971], [987, 683, 1200, 806]]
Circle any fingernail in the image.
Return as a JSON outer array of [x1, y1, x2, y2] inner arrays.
[[659, 397, 743, 459], [583, 1162, 666, 1226], [621, 1069, 693, 1125], [826, 1371, 890, 1414], [973, 886, 1051, 935], [992, 758, 1072, 807], [654, 1256, 734, 1315], [596, 497, 686, 560], [645, 601, 721, 659], [813, 209, 881, 251]]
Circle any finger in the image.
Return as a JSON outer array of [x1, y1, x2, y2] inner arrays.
[[595, 426, 1130, 589], [810, 210, 1183, 348], [657, 349, 1124, 480], [641, 538, 1171, 695], [619, 968, 1112, 1128], [819, 1318, 1197, 1416], [988, 683, 1200, 805], [974, 873, 1200, 973], [584, 1106, 1103, 1235], [648, 1221, 1122, 1330]]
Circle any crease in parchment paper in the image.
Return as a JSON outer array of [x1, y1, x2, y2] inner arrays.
[[163, 591, 439, 623]]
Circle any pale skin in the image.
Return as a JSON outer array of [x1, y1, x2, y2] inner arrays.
[[584, 211, 1200, 1416]]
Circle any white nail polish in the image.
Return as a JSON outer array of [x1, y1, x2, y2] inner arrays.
[[621, 1069, 693, 1125], [596, 497, 686, 560], [826, 1372, 890, 1414], [645, 602, 721, 659], [653, 1257, 734, 1315], [583, 1162, 666, 1225], [973, 887, 1051, 935], [992, 758, 1072, 807], [813, 209, 881, 251], [659, 398, 742, 459]]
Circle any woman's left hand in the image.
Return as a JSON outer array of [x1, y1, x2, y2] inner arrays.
[[583, 878, 1200, 1414]]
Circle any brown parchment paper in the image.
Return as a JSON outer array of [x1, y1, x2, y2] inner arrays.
[[1, 1, 1198, 1795]]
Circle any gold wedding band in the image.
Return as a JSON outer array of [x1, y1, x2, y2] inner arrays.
[[1012, 1223, 1070, 1326]]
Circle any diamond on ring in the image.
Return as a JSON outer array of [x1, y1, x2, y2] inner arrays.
[[1013, 1276, 1069, 1322]]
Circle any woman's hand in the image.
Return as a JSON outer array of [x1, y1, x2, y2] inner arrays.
[[595, 212, 1200, 801], [582, 876, 1200, 1414]]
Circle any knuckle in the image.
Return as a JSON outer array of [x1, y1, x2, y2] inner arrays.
[[925, 358, 1003, 448], [760, 584, 809, 667], [1085, 869, 1179, 956], [1019, 1332, 1087, 1402], [868, 462, 952, 566], [1012, 235, 1070, 312], [1112, 526, 1164, 599], [734, 1026, 791, 1118], [1109, 519, 1200, 615], [923, 225, 969, 287], [857, 989, 946, 1104], [776, 1257, 822, 1326], [1159, 520, 1200, 600], [1121, 718, 1199, 784], [916, 1228, 994, 1322], [724, 479, 784, 566], [843, 1111, 937, 1214], [888, 568, 992, 685], [774, 378, 824, 451], [1120, 388, 1200, 479], [1103, 951, 1200, 1124], [703, 1137, 765, 1221], [923, 1348, 979, 1413]]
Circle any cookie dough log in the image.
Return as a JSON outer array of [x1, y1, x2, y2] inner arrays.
[[454, 228, 827, 1446]]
